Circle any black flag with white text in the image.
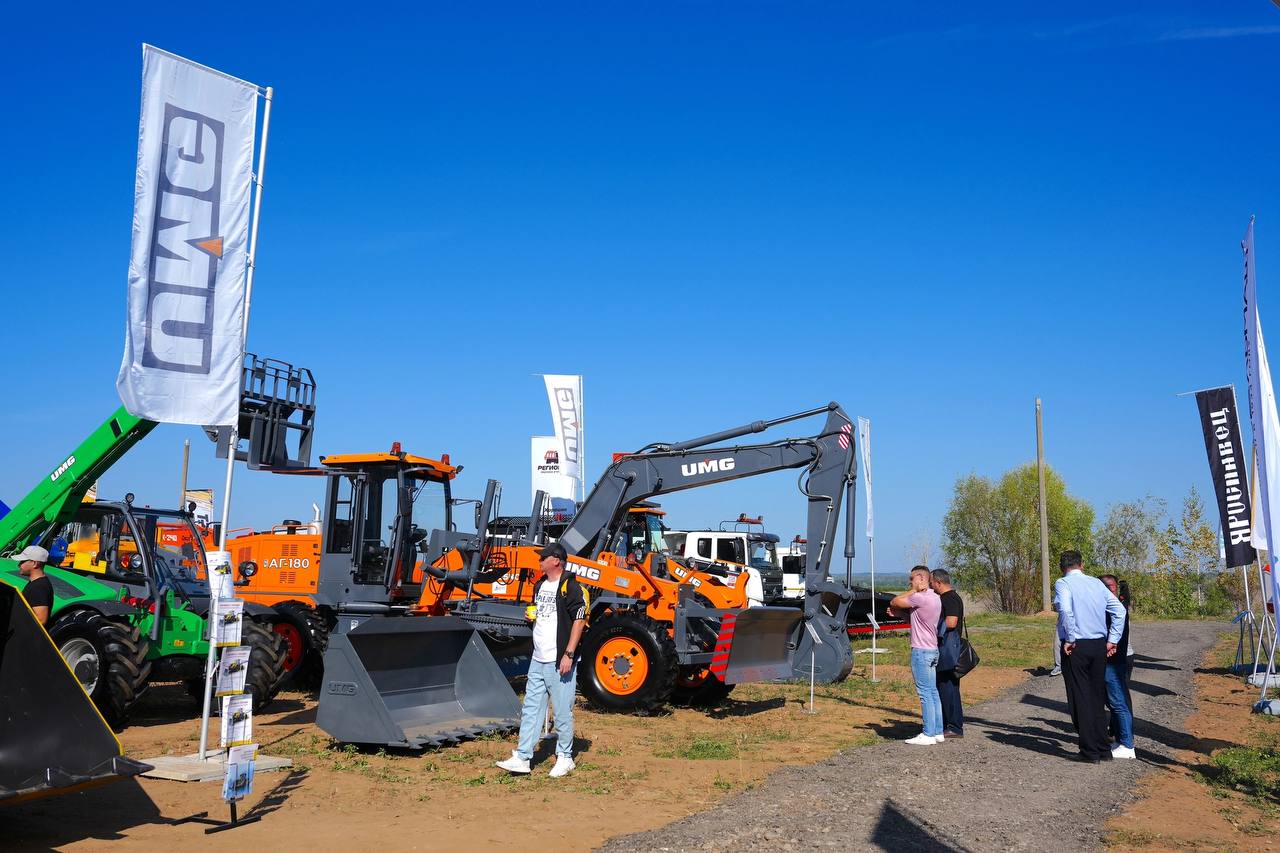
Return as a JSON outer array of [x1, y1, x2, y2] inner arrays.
[[1196, 386, 1257, 568]]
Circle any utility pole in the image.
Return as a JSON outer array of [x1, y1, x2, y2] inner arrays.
[[1036, 399, 1051, 612], [179, 439, 190, 510]]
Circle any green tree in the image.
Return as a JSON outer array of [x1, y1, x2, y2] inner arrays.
[[1094, 497, 1166, 576], [1155, 486, 1219, 576], [942, 463, 1094, 613]]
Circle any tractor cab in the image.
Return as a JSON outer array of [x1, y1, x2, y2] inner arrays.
[[57, 498, 212, 599], [312, 444, 459, 615]]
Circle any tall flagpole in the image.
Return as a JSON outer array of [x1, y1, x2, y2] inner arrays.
[[578, 375, 585, 504], [199, 85, 274, 761]]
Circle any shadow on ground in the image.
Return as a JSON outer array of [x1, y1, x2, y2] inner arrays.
[[870, 799, 970, 852], [6, 779, 165, 848]]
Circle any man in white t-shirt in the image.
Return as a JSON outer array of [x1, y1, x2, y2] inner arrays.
[[497, 542, 588, 778]]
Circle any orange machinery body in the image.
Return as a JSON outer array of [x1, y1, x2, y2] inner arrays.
[[225, 490, 748, 616], [413, 544, 751, 623]]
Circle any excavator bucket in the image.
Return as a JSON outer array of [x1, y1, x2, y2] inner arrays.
[[317, 615, 521, 749], [710, 606, 803, 685], [0, 583, 150, 805]]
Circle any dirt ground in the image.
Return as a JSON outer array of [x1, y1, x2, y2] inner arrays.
[[8, 659, 1024, 852], [1106, 633, 1280, 851]]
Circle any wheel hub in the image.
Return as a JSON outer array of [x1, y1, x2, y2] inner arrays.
[[60, 637, 100, 695], [595, 637, 649, 696]]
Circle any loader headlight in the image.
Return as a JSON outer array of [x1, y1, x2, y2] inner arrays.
[[238, 560, 258, 579]]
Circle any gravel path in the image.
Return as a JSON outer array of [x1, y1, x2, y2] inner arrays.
[[600, 620, 1225, 852]]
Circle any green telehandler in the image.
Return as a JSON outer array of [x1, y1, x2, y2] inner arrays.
[[0, 356, 315, 727]]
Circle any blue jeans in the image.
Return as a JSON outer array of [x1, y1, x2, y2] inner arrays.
[[1105, 659, 1133, 748], [911, 647, 943, 737], [516, 659, 577, 760]]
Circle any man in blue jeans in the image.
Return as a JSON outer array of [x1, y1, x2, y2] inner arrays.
[[497, 542, 588, 777], [890, 565, 944, 745]]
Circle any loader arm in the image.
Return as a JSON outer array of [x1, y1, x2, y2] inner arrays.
[[0, 407, 156, 556]]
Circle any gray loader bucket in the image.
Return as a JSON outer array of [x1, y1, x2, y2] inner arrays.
[[712, 606, 803, 685], [317, 614, 521, 749]]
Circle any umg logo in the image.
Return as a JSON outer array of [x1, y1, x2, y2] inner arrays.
[[681, 457, 736, 477]]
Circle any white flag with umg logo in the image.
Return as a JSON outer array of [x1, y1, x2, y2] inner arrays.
[[543, 374, 583, 482], [117, 45, 258, 426]]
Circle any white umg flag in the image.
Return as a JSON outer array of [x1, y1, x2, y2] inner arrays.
[[1244, 218, 1280, 564], [543, 374, 583, 483], [117, 45, 258, 426], [857, 417, 873, 538]]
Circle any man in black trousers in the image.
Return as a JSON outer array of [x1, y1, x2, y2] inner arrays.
[[931, 568, 964, 738], [1054, 550, 1126, 763]]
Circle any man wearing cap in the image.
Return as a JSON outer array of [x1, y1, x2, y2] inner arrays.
[[497, 542, 588, 778], [15, 545, 53, 626]]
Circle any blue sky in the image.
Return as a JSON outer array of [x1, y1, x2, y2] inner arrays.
[[2, 3, 1278, 570]]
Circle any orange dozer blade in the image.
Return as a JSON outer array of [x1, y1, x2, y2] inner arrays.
[[709, 606, 803, 685], [0, 583, 150, 805]]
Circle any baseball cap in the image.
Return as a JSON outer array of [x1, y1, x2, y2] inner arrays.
[[537, 542, 567, 561], [13, 545, 50, 564]]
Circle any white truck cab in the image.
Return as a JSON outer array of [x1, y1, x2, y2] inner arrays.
[[663, 520, 782, 604]]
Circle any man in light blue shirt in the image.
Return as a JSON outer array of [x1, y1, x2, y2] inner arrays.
[[1054, 550, 1126, 763]]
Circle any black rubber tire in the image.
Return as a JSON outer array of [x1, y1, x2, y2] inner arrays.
[[185, 617, 288, 713], [671, 667, 736, 707], [242, 617, 289, 710], [48, 609, 152, 729], [270, 601, 329, 688], [577, 611, 677, 714]]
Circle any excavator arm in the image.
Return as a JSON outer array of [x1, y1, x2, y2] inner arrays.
[[557, 401, 859, 682]]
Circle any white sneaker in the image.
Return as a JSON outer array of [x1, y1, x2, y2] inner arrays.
[[904, 734, 937, 746], [495, 751, 531, 774], [548, 755, 575, 777], [1112, 745, 1136, 759], [933, 735, 946, 744], [1049, 666, 1062, 676]]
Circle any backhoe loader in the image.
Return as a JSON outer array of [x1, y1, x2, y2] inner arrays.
[[313, 402, 863, 747]]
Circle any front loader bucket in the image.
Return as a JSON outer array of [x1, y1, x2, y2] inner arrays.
[[0, 583, 150, 805], [709, 606, 803, 685], [317, 615, 521, 750]]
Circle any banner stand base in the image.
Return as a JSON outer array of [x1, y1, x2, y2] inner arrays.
[[173, 802, 262, 835]]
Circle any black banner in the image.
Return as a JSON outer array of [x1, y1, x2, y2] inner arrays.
[[1196, 386, 1257, 568]]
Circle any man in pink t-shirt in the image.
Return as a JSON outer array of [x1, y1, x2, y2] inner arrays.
[[889, 565, 944, 745]]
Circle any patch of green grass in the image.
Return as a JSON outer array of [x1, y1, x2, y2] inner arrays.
[[654, 734, 738, 761], [1210, 747, 1280, 800], [463, 773, 488, 786], [712, 775, 734, 791]]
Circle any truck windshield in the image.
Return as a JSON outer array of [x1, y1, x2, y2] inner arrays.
[[748, 539, 777, 570]]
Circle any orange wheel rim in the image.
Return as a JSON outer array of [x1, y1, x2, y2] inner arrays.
[[595, 637, 649, 695]]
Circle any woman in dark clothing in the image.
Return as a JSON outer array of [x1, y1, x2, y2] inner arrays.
[[1100, 575, 1135, 758]]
